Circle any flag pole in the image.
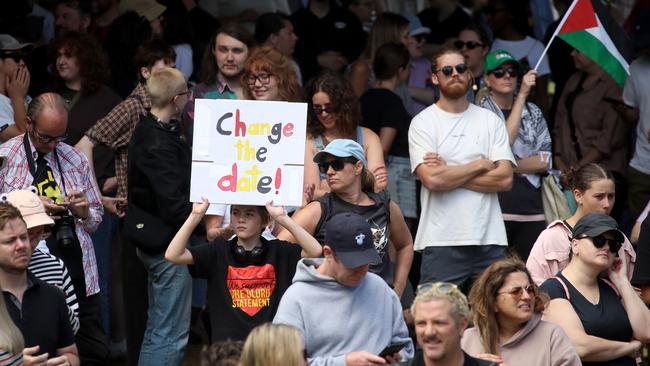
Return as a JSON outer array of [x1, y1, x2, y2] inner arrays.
[[534, 0, 580, 71]]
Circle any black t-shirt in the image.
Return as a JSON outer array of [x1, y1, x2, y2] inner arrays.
[[417, 6, 471, 45], [315, 191, 392, 284], [632, 215, 650, 286], [409, 350, 496, 366], [3, 273, 75, 358], [188, 236, 301, 342], [360, 88, 411, 157], [540, 273, 635, 366]]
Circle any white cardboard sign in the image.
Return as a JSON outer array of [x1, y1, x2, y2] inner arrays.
[[190, 99, 307, 206]]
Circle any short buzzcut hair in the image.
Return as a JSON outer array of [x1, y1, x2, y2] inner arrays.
[[411, 282, 470, 324], [146, 68, 186, 108]]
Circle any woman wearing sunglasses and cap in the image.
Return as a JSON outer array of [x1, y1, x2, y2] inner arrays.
[[278, 139, 413, 297], [539, 213, 650, 366], [478, 49, 551, 261], [461, 258, 580, 366]]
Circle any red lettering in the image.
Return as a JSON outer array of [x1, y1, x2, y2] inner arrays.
[[235, 109, 246, 137], [283, 122, 294, 137], [217, 163, 237, 192]]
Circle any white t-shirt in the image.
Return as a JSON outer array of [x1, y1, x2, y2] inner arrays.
[[491, 36, 551, 76], [0, 94, 16, 131], [623, 55, 650, 175], [408, 103, 515, 250]]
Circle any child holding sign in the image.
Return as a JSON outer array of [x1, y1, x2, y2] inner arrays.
[[165, 200, 322, 342]]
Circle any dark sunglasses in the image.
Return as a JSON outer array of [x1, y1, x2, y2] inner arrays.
[[318, 157, 358, 174], [434, 63, 468, 76], [0, 53, 23, 63], [453, 40, 484, 50], [498, 284, 536, 301], [313, 105, 337, 115], [490, 66, 519, 79], [581, 235, 622, 254], [413, 34, 427, 43]]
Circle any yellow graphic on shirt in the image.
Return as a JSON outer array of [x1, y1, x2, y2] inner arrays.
[[227, 264, 276, 316], [36, 170, 64, 203]]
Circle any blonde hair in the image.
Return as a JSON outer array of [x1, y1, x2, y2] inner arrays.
[[240, 323, 305, 366], [411, 282, 470, 324], [146, 67, 187, 108], [0, 280, 24, 355]]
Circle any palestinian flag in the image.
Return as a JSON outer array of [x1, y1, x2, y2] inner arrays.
[[550, 0, 634, 86]]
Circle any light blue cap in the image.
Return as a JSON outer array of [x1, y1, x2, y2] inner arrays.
[[313, 139, 366, 166], [406, 15, 430, 36]]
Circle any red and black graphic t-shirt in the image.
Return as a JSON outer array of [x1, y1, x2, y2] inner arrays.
[[188, 236, 301, 342]]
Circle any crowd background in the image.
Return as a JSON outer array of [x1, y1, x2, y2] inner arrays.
[[0, 0, 650, 365]]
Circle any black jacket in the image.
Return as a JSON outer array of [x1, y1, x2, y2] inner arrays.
[[127, 112, 192, 231]]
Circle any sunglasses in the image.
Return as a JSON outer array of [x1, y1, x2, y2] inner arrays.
[[246, 73, 272, 86], [318, 157, 358, 174], [490, 66, 519, 79], [498, 284, 536, 301], [579, 235, 622, 254], [416, 281, 458, 295], [434, 63, 468, 76], [0, 53, 23, 63], [453, 40, 484, 50], [313, 105, 337, 115]]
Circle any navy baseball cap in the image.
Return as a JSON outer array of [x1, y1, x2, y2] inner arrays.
[[313, 139, 366, 166], [572, 213, 624, 243], [324, 212, 379, 268]]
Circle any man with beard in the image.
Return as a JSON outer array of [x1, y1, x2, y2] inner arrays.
[[408, 282, 495, 366], [408, 47, 514, 293], [55, 1, 92, 36], [0, 203, 80, 366]]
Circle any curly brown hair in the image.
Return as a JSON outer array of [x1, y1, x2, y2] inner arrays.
[[303, 70, 361, 139], [468, 257, 549, 355], [241, 47, 301, 102], [49, 31, 109, 96]]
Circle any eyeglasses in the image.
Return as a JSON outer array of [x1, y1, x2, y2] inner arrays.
[[31, 127, 67, 144], [0, 53, 23, 63], [490, 66, 519, 79], [318, 157, 358, 174], [246, 73, 272, 86], [578, 235, 622, 254], [453, 40, 484, 50], [498, 284, 536, 301], [313, 105, 337, 115], [434, 63, 468, 76]]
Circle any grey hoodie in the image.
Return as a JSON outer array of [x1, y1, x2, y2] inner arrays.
[[273, 258, 414, 366]]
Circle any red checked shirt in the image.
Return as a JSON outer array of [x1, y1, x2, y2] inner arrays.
[[0, 134, 103, 296]]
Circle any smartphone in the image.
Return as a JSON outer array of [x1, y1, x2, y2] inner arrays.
[[378, 343, 406, 358]]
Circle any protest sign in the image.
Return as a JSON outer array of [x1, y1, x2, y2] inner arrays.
[[190, 99, 307, 206]]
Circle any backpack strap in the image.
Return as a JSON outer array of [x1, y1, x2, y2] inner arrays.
[[553, 276, 570, 300]]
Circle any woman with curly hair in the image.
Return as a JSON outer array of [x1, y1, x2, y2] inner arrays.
[[241, 47, 300, 102], [303, 71, 387, 201], [462, 258, 580, 366]]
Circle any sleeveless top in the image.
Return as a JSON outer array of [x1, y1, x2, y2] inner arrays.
[[313, 126, 364, 180], [314, 190, 393, 284]]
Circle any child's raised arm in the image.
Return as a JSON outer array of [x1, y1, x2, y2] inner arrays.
[[165, 197, 210, 264], [266, 202, 322, 258]]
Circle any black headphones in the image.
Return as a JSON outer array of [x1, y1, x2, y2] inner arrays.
[[232, 242, 267, 264]]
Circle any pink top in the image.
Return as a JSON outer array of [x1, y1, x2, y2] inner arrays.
[[526, 220, 636, 286]]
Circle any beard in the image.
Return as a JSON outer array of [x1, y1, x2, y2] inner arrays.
[[439, 78, 469, 100]]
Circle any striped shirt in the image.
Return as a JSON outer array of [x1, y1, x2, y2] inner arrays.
[[0, 134, 103, 296], [0, 350, 22, 366], [28, 249, 80, 334]]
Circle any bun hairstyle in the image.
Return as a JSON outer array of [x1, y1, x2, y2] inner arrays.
[[562, 163, 614, 192], [361, 168, 376, 193]]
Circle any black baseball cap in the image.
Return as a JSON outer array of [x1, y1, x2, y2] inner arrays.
[[324, 212, 379, 268], [572, 213, 624, 243]]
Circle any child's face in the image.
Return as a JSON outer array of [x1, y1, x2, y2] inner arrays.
[[230, 205, 266, 240]]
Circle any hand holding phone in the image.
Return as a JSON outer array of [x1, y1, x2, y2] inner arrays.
[[378, 343, 405, 362]]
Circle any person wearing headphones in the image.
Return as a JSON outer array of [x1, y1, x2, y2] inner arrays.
[[165, 199, 322, 343]]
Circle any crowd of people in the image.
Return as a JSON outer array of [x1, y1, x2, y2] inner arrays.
[[0, 0, 650, 366]]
